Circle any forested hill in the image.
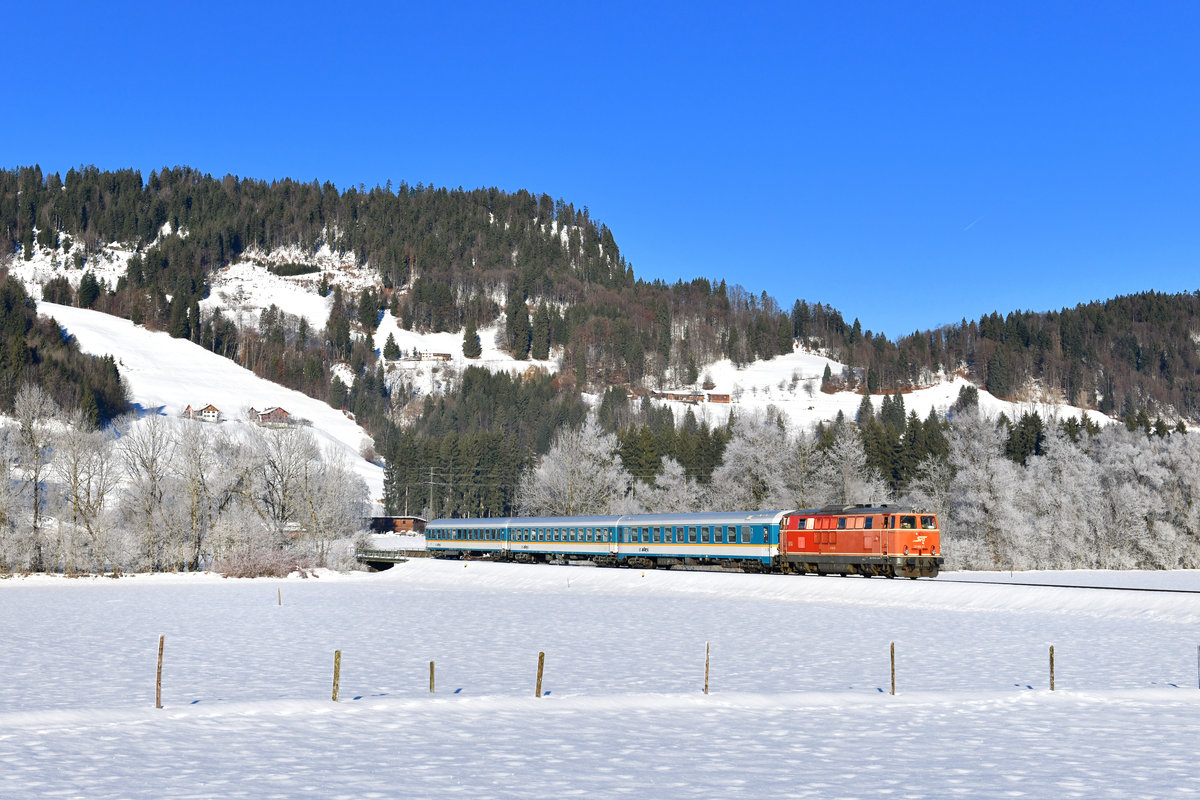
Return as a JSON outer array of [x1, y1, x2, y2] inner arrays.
[[3, 164, 1200, 429]]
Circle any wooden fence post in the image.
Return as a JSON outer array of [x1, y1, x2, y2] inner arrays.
[[704, 642, 710, 695], [1049, 645, 1055, 691], [277, 587, 281, 606], [156, 635, 164, 709], [535, 651, 545, 697], [430, 660, 435, 693], [332, 650, 342, 702], [890, 642, 896, 696]]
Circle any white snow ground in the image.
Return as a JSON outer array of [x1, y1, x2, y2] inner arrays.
[[38, 303, 385, 505], [2, 562, 1198, 799]]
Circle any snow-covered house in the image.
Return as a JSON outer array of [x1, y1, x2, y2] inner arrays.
[[183, 404, 223, 422], [250, 406, 291, 426]]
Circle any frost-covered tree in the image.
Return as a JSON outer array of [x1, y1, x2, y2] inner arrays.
[[517, 421, 630, 515], [50, 409, 122, 572], [945, 410, 1030, 570], [118, 414, 178, 570], [0, 426, 30, 571], [899, 454, 953, 530], [14, 383, 59, 565], [780, 430, 833, 509], [1021, 425, 1104, 569], [633, 457, 706, 513], [252, 426, 320, 540], [708, 412, 793, 509], [298, 447, 369, 564], [820, 424, 890, 506], [172, 422, 250, 570]]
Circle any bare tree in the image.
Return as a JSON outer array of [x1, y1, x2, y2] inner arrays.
[[171, 422, 250, 570], [51, 408, 122, 572], [118, 414, 177, 570], [0, 425, 29, 571], [298, 447, 369, 564], [254, 426, 320, 539], [14, 383, 59, 569]]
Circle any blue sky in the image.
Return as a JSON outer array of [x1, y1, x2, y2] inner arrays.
[[7, 1, 1200, 337]]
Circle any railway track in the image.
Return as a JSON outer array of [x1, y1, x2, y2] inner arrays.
[[938, 578, 1200, 595]]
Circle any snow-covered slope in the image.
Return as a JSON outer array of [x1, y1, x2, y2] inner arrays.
[[39, 303, 384, 504], [13, 240, 1114, 435], [667, 348, 1113, 430]]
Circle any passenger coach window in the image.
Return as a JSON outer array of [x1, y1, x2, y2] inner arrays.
[[689, 527, 697, 543], [701, 526, 710, 543]]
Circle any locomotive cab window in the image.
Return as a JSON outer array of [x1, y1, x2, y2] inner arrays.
[[900, 516, 916, 529], [921, 516, 936, 529]]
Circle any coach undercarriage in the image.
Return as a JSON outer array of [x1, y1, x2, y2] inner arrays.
[[443, 550, 938, 578]]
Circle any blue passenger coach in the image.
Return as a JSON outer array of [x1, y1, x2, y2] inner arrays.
[[425, 510, 789, 570]]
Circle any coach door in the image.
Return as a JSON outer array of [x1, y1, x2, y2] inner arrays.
[[610, 526, 619, 556]]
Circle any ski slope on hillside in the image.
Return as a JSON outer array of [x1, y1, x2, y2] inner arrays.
[[1, 563, 1198, 798], [39, 303, 385, 504]]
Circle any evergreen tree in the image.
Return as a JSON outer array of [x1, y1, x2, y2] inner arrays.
[[856, 393, 874, 425], [383, 332, 401, 360], [330, 376, 348, 408], [463, 319, 482, 359], [505, 294, 530, 357], [530, 302, 551, 360]]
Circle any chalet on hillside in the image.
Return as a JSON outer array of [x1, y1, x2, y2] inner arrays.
[[183, 404, 223, 422], [250, 406, 291, 426]]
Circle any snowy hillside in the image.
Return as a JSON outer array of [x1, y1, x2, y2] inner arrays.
[[39, 303, 385, 505], [667, 348, 1114, 431], [2, 563, 1198, 798], [12, 240, 1114, 434]]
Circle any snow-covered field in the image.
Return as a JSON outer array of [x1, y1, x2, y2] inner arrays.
[[2, 562, 1198, 798]]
